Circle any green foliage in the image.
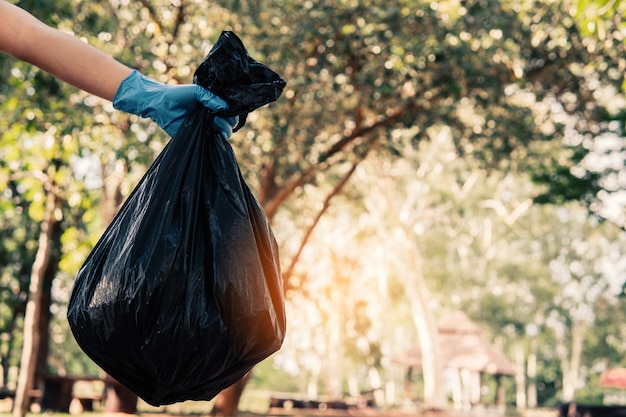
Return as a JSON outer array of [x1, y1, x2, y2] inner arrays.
[[574, 0, 626, 42], [1, 0, 624, 406], [247, 359, 299, 393], [574, 386, 605, 405], [530, 0, 626, 228]]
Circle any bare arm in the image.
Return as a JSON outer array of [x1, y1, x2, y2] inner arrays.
[[0, 0, 131, 101], [0, 0, 237, 137]]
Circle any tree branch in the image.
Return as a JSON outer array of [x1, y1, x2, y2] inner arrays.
[[282, 161, 360, 293], [136, 0, 162, 33], [263, 99, 420, 219]]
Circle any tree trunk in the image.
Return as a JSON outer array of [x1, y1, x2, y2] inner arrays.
[[370, 180, 446, 410], [12, 188, 59, 417], [561, 320, 586, 402], [527, 338, 538, 409], [105, 383, 138, 413], [211, 373, 252, 417], [36, 226, 61, 380], [400, 226, 446, 410], [405, 272, 446, 410], [514, 344, 526, 410], [307, 359, 321, 399], [325, 282, 345, 400], [495, 375, 506, 411]]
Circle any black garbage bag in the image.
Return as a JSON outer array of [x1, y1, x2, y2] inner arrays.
[[67, 31, 287, 406]]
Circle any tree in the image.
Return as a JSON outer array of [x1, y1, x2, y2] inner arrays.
[[12, 178, 60, 417], [532, 0, 626, 230], [253, 0, 625, 411], [3, 0, 625, 414], [0, 59, 101, 416]]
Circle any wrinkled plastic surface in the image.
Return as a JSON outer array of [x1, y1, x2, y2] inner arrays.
[[67, 31, 286, 406], [194, 31, 286, 131]]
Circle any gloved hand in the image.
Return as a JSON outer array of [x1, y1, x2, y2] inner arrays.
[[113, 70, 237, 138]]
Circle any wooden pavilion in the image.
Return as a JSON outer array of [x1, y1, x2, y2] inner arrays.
[[393, 311, 514, 410]]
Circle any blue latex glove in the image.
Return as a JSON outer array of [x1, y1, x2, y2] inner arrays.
[[113, 70, 237, 138]]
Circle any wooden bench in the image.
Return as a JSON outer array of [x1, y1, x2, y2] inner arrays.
[[69, 379, 108, 413], [40, 374, 113, 413], [269, 396, 355, 411]]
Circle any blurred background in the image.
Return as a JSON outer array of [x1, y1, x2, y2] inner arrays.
[[0, 0, 625, 415]]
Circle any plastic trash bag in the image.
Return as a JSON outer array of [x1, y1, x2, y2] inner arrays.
[[67, 31, 286, 406]]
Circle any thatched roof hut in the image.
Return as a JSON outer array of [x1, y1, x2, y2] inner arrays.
[[393, 311, 514, 376]]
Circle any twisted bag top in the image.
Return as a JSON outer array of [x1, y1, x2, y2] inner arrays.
[[67, 31, 287, 406], [195, 30, 286, 130]]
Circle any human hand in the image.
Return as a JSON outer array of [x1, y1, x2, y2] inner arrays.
[[213, 116, 239, 139], [113, 70, 235, 138]]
